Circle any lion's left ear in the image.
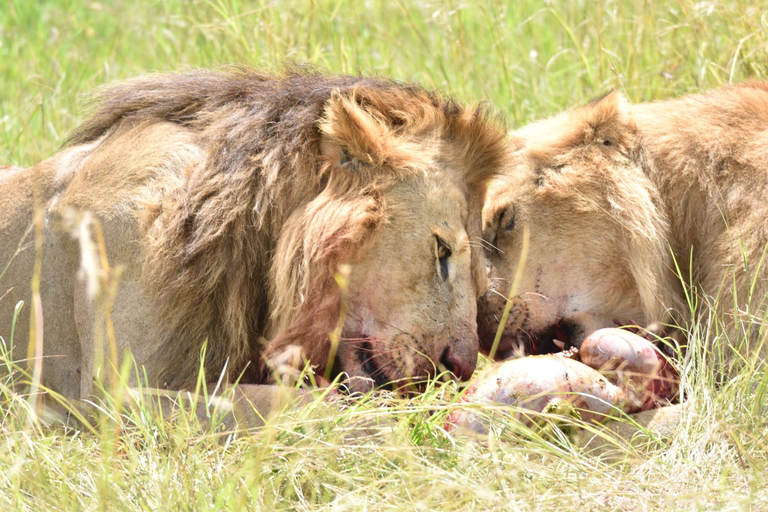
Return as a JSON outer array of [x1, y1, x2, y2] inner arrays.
[[575, 89, 637, 149], [319, 90, 394, 170]]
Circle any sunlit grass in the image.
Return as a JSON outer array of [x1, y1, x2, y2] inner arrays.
[[2, 0, 767, 164], [2, 0, 768, 509]]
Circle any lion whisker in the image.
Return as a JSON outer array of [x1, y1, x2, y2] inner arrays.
[[467, 240, 489, 250], [341, 338, 376, 353], [474, 237, 502, 253], [375, 320, 412, 337]]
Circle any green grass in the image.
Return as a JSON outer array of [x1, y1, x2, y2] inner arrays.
[[2, 0, 768, 510]]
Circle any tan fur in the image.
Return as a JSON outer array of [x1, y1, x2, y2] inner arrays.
[[479, 83, 768, 370], [0, 68, 508, 398]]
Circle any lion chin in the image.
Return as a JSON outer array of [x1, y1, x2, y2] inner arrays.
[[479, 81, 768, 372], [0, 67, 509, 399]]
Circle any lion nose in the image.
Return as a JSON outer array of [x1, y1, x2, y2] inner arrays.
[[440, 346, 476, 381]]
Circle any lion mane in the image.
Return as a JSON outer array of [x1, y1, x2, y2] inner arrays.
[[49, 67, 508, 390]]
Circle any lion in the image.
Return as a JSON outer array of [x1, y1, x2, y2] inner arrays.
[[0, 68, 508, 401], [478, 82, 768, 371]]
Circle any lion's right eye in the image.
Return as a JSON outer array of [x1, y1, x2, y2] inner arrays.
[[496, 207, 515, 241], [504, 214, 515, 232], [436, 236, 451, 281]]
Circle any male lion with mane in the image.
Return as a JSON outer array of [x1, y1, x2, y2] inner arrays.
[[479, 82, 768, 372], [0, 68, 508, 400]]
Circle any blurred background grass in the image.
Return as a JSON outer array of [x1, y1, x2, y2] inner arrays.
[[2, 0, 767, 165], [2, 1, 768, 510]]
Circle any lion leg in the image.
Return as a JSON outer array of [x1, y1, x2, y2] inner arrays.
[[71, 211, 166, 396], [0, 156, 86, 401], [119, 384, 318, 430], [56, 124, 203, 395]]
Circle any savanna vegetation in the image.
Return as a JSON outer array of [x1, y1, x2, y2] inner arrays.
[[1, 1, 767, 509]]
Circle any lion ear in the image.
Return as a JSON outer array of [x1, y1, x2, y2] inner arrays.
[[319, 90, 392, 170], [575, 89, 636, 148]]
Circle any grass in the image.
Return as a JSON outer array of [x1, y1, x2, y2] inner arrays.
[[1, 0, 768, 509]]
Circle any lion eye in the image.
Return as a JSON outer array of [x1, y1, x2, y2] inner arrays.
[[603, 139, 612, 146], [496, 207, 515, 242], [504, 214, 515, 232], [435, 236, 451, 281]]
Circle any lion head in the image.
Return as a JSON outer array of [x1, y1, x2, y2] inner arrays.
[[56, 68, 508, 394], [261, 87, 509, 392], [477, 91, 677, 359]]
